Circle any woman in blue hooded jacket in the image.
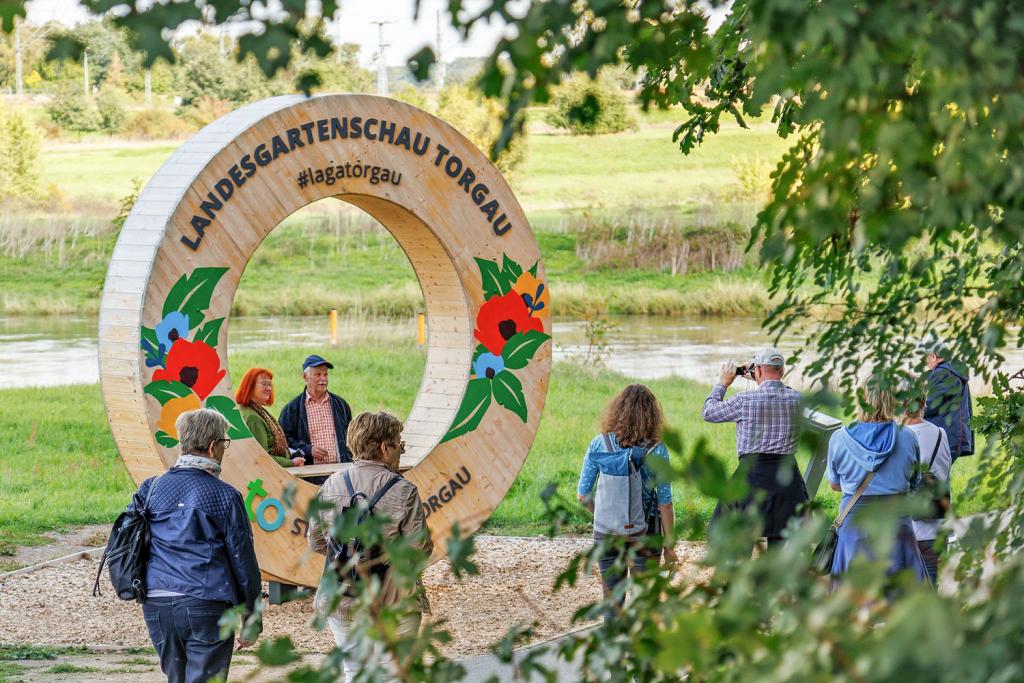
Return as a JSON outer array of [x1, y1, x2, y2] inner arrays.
[[826, 382, 928, 582]]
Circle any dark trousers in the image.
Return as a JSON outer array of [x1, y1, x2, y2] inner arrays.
[[918, 540, 940, 586], [597, 539, 660, 622], [143, 596, 234, 683]]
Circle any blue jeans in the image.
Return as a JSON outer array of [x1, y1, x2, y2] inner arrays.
[[143, 596, 234, 683]]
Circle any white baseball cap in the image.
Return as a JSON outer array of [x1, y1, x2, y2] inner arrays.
[[752, 346, 785, 366]]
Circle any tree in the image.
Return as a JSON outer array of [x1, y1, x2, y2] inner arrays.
[[174, 33, 269, 107], [45, 80, 100, 132], [0, 103, 41, 199], [11, 1, 1024, 680]]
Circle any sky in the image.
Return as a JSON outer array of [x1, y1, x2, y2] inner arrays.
[[24, 0, 514, 67], [24, 0, 728, 68]]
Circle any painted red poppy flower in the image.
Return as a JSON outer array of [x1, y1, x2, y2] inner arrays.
[[152, 339, 226, 400], [474, 291, 544, 355]]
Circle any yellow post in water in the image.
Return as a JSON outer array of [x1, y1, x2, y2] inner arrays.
[[417, 312, 426, 346], [329, 309, 338, 345]]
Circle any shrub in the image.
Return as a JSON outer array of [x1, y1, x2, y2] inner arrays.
[[45, 82, 101, 132], [96, 87, 128, 133], [436, 84, 526, 175], [179, 96, 234, 129], [121, 109, 194, 140], [546, 75, 637, 135]]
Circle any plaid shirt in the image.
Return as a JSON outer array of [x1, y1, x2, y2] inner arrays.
[[701, 380, 802, 456], [306, 391, 339, 464]]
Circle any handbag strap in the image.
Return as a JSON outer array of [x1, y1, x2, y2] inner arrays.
[[926, 432, 942, 471], [834, 471, 875, 529]]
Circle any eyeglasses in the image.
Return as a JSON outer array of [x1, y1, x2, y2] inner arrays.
[[256, 381, 273, 388], [217, 438, 232, 449]]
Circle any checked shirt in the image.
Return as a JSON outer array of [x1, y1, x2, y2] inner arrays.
[[701, 380, 802, 456], [306, 391, 339, 464]]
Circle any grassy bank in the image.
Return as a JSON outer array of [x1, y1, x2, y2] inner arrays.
[[1, 115, 780, 317], [0, 343, 988, 552], [0, 208, 769, 318]]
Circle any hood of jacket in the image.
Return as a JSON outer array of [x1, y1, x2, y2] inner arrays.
[[835, 421, 898, 472], [936, 361, 968, 384]]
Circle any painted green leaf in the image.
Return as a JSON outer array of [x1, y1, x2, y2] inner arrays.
[[141, 326, 159, 349], [492, 370, 528, 422], [501, 330, 551, 369], [501, 254, 523, 286], [528, 261, 539, 278], [441, 377, 492, 443], [144, 380, 194, 406], [154, 430, 178, 448], [475, 257, 505, 299], [193, 318, 224, 347], [162, 267, 229, 330], [472, 343, 489, 363], [205, 395, 253, 440]]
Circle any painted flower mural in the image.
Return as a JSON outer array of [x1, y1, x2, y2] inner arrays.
[[442, 254, 551, 443], [140, 267, 251, 448]]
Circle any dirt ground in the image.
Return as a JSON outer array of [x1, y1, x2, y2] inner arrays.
[[6, 525, 110, 570], [0, 536, 706, 681]]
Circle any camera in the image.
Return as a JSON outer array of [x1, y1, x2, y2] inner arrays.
[[736, 363, 755, 377]]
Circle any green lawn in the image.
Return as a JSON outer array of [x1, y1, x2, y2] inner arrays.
[[518, 121, 789, 211], [40, 142, 178, 201], [0, 343, 989, 551]]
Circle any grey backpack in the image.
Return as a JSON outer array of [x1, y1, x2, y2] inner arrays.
[[592, 434, 652, 536]]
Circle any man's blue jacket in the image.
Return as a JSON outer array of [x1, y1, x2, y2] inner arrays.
[[278, 390, 353, 463], [131, 467, 262, 612], [925, 361, 975, 458]]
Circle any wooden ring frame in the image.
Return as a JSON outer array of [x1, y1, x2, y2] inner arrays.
[[98, 95, 551, 586]]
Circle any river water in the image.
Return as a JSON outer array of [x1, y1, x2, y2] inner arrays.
[[1, 314, 1019, 392]]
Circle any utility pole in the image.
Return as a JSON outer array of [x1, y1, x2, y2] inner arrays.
[[144, 68, 152, 106], [371, 20, 394, 96], [13, 18, 51, 97], [83, 50, 90, 97], [436, 9, 445, 90], [14, 17, 23, 96]]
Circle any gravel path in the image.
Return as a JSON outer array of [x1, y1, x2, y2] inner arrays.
[[0, 536, 706, 660]]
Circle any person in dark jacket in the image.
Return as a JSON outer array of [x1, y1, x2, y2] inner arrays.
[[131, 408, 262, 683], [279, 354, 353, 465], [922, 339, 974, 460]]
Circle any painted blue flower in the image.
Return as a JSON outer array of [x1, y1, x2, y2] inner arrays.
[[155, 312, 190, 348], [473, 352, 505, 379]]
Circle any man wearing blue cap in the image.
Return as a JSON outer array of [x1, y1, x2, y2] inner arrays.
[[279, 355, 354, 465]]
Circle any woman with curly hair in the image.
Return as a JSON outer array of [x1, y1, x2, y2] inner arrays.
[[577, 384, 676, 615], [236, 367, 305, 468]]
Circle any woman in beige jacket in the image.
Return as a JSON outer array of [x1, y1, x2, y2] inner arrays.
[[307, 412, 432, 681]]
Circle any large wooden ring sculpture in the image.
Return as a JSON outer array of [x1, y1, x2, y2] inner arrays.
[[98, 94, 552, 587]]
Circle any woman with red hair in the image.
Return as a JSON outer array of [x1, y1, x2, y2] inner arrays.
[[236, 368, 304, 468]]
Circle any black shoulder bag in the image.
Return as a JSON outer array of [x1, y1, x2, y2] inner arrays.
[[811, 471, 874, 575], [93, 478, 158, 602], [325, 471, 402, 595]]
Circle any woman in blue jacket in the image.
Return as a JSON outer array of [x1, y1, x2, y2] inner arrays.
[[827, 382, 928, 582]]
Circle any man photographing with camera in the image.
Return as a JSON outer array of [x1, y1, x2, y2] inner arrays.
[[701, 347, 807, 547]]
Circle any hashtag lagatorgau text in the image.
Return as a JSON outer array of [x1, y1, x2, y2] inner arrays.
[[297, 161, 401, 190]]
